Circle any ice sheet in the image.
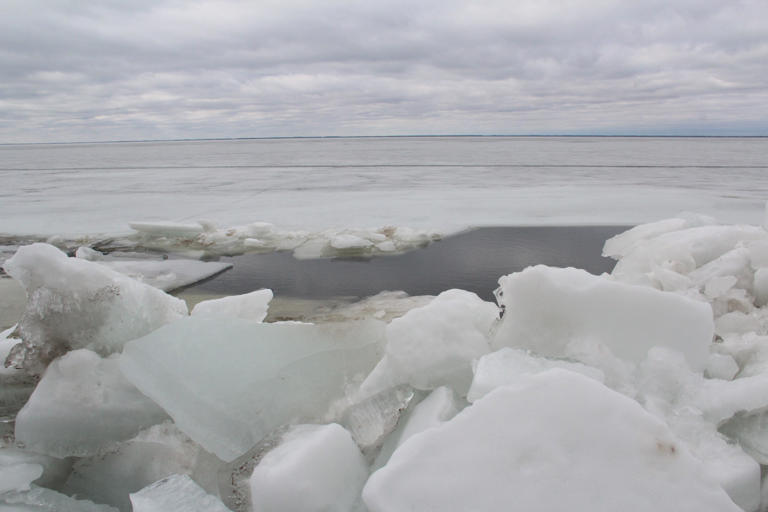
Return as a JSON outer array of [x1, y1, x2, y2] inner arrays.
[[2, 138, 767, 256]]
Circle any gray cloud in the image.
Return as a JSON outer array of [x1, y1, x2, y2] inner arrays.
[[1, 0, 767, 141]]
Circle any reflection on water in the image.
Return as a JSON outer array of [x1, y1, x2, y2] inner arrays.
[[183, 226, 627, 302]]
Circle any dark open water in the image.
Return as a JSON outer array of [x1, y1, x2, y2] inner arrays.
[[183, 226, 626, 302]]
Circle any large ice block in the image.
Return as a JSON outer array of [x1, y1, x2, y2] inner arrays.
[[120, 317, 386, 461], [493, 265, 714, 371], [14, 349, 169, 458], [3, 243, 187, 373], [362, 370, 740, 512], [62, 422, 215, 512], [248, 423, 368, 512], [360, 289, 498, 396]]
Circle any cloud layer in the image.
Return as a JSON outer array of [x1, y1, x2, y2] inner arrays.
[[2, 0, 767, 141]]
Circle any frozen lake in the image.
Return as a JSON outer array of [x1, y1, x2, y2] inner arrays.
[[1, 136, 767, 239]]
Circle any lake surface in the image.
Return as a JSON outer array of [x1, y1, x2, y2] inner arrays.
[[1, 136, 767, 238], [183, 226, 626, 302]]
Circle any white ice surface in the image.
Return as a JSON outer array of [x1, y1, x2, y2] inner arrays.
[[119, 317, 385, 461], [363, 370, 740, 512], [130, 474, 230, 512], [359, 289, 498, 397], [75, 249, 232, 292], [467, 347, 605, 403], [2, 138, 766, 251], [248, 423, 368, 512], [191, 288, 272, 321], [14, 349, 169, 458], [493, 265, 714, 371]]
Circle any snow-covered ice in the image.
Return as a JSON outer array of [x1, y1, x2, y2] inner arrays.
[[493, 265, 714, 371], [360, 289, 498, 397], [3, 243, 187, 374], [248, 423, 368, 512], [363, 369, 741, 512]]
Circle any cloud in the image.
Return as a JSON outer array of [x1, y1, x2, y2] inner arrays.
[[1, 0, 767, 141]]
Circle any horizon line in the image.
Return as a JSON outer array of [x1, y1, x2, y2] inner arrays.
[[2, 133, 768, 146]]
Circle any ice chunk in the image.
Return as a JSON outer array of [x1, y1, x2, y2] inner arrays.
[[340, 384, 415, 456], [373, 387, 460, 471], [0, 327, 36, 418], [129, 221, 206, 237], [0, 446, 72, 492], [467, 347, 605, 403], [611, 225, 768, 281], [248, 424, 368, 512], [603, 215, 714, 259], [360, 289, 498, 396], [493, 265, 714, 371], [0, 462, 42, 493], [697, 373, 768, 424], [1, 487, 114, 512], [130, 474, 230, 512], [362, 370, 740, 512], [330, 234, 374, 250], [120, 317, 385, 461], [62, 422, 215, 512], [92, 258, 231, 292], [0, 486, 119, 511], [721, 412, 768, 465], [635, 348, 761, 510], [14, 349, 169, 458], [706, 353, 739, 380], [3, 243, 187, 373], [754, 268, 768, 307], [191, 289, 273, 321]]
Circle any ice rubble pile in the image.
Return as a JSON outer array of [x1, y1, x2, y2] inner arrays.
[[4, 211, 768, 511], [127, 220, 441, 259]]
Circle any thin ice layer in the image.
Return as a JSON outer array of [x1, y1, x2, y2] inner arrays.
[[75, 248, 232, 292], [363, 370, 740, 512], [493, 265, 714, 371], [119, 317, 385, 461]]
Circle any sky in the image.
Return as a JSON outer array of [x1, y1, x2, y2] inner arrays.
[[1, 0, 767, 142]]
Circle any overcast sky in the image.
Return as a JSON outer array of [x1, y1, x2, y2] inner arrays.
[[2, 0, 767, 142]]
